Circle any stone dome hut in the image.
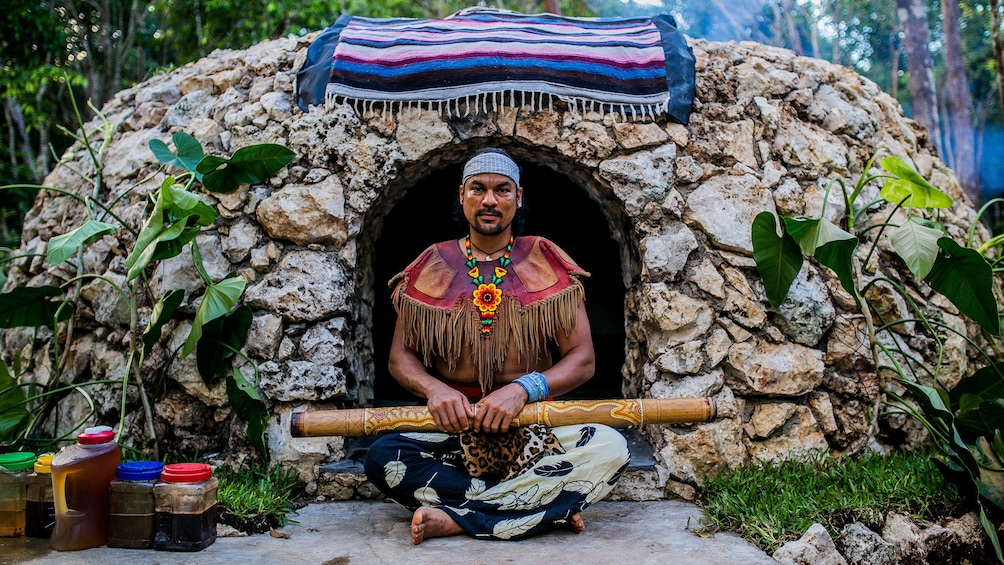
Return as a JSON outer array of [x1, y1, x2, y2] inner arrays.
[[3, 25, 984, 498]]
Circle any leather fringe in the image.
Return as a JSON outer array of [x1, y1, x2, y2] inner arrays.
[[392, 282, 585, 395]]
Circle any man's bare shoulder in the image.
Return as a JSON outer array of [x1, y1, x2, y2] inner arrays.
[[527, 236, 589, 278]]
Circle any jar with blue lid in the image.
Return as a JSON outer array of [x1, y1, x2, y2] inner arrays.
[[107, 460, 163, 549]]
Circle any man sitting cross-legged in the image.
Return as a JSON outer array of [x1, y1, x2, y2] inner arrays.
[[364, 147, 630, 544]]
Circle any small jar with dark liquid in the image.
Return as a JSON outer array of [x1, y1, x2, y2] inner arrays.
[[25, 454, 54, 538], [0, 452, 36, 537], [153, 463, 218, 551], [107, 460, 163, 548]]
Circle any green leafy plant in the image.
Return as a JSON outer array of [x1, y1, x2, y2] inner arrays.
[[0, 86, 293, 463], [141, 133, 292, 458], [698, 450, 962, 554], [0, 356, 126, 453], [217, 463, 302, 534], [751, 153, 1004, 561], [0, 96, 147, 451]]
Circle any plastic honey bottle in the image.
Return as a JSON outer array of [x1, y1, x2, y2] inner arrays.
[[0, 452, 36, 537], [49, 426, 121, 550]]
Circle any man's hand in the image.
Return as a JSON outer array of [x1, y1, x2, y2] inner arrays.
[[472, 383, 528, 433], [426, 386, 474, 433]]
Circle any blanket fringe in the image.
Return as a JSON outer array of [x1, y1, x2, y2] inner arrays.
[[325, 91, 670, 123]]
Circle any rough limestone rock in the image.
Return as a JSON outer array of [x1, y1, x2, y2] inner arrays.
[[924, 513, 989, 564], [773, 523, 848, 565], [2, 34, 989, 494], [836, 522, 898, 565], [881, 512, 927, 564]]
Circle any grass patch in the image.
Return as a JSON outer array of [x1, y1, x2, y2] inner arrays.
[[697, 450, 963, 554], [217, 464, 302, 534]]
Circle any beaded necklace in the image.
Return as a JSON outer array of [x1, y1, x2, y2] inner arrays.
[[465, 234, 514, 336]]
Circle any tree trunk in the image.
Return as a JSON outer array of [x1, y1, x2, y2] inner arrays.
[[5, 102, 17, 170], [544, 0, 560, 14], [36, 81, 51, 177], [808, 4, 820, 59], [831, 0, 843, 65], [974, 83, 998, 183], [941, 0, 979, 202], [4, 97, 40, 183], [890, 32, 901, 100], [991, 0, 1004, 117], [896, 0, 942, 156], [780, 0, 805, 55], [769, 1, 784, 48], [711, 0, 754, 41]]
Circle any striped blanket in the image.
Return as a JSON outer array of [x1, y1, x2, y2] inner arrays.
[[296, 8, 695, 124]]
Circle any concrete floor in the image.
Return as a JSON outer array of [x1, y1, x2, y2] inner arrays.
[[1, 500, 776, 565]]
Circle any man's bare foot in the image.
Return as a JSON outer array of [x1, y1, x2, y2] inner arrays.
[[411, 507, 464, 545], [566, 512, 586, 533]]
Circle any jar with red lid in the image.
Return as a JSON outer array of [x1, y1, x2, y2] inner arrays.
[[153, 463, 218, 551]]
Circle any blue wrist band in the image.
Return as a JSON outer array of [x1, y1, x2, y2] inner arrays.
[[514, 371, 549, 403]]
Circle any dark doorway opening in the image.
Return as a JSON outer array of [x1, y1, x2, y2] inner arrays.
[[372, 162, 625, 404]]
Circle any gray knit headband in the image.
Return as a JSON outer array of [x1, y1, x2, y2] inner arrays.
[[462, 152, 520, 186]]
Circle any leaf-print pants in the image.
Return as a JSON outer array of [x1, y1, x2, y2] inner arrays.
[[364, 424, 630, 540]]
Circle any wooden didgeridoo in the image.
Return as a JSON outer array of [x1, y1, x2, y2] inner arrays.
[[290, 397, 716, 437]]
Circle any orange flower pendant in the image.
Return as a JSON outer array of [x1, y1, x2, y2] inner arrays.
[[465, 235, 513, 336]]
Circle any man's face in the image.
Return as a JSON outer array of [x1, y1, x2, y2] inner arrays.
[[459, 173, 522, 236]]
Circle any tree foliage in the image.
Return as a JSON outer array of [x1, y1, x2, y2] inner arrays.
[[0, 0, 1001, 268]]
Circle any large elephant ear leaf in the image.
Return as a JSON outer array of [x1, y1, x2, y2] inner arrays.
[[126, 179, 219, 281], [814, 236, 858, 297], [0, 360, 29, 443], [150, 133, 205, 181], [182, 276, 247, 358], [0, 286, 74, 328], [924, 237, 1000, 336], [227, 367, 269, 460], [752, 212, 803, 309], [783, 216, 857, 296], [143, 289, 185, 355], [879, 156, 952, 209], [889, 218, 943, 280], [47, 220, 119, 266], [197, 144, 295, 193], [196, 305, 252, 386], [781, 216, 849, 256]]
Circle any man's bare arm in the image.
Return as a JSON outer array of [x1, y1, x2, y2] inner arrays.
[[543, 300, 596, 396], [472, 301, 595, 433], [388, 318, 473, 433]]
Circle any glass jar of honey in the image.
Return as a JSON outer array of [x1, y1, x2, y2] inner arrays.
[[153, 463, 218, 551], [0, 452, 36, 537], [25, 454, 54, 538], [107, 460, 164, 548]]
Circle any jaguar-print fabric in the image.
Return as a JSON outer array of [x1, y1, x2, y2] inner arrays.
[[364, 424, 630, 541], [460, 424, 566, 482]]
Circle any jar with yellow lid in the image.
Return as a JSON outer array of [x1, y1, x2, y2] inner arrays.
[[26, 454, 54, 538]]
